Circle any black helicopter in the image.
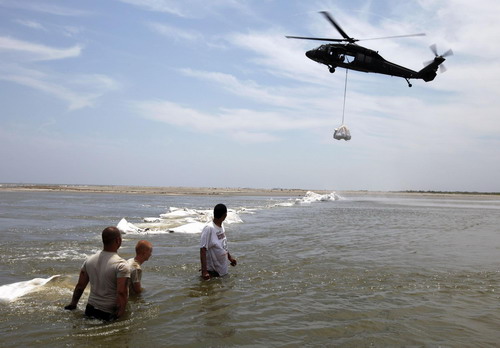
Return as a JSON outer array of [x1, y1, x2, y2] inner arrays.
[[286, 11, 453, 87]]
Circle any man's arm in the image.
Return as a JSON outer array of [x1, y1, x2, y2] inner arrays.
[[129, 268, 142, 295], [64, 269, 89, 310], [115, 277, 128, 318], [227, 252, 237, 267], [200, 247, 210, 280], [131, 280, 142, 294]]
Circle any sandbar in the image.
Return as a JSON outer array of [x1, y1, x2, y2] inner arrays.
[[0, 184, 497, 198], [0, 184, 326, 196]]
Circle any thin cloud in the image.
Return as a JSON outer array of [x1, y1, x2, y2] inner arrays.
[[14, 19, 47, 31], [0, 33, 115, 110], [116, 0, 251, 18], [147, 22, 203, 42], [177, 67, 355, 116], [135, 100, 329, 142], [179, 68, 295, 108], [227, 29, 336, 86], [230, 131, 280, 143], [0, 0, 92, 16], [116, 0, 185, 16], [0, 66, 120, 110], [3, 74, 93, 110], [60, 26, 85, 38], [0, 36, 82, 61]]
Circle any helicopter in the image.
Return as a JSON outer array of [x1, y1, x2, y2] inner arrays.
[[286, 11, 453, 87]]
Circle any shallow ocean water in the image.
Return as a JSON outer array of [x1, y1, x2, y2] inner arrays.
[[1, 191, 500, 347]]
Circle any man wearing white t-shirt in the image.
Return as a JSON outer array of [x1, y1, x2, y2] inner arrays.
[[200, 203, 237, 280], [65, 226, 130, 320]]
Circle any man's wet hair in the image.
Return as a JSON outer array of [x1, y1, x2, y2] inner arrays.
[[102, 226, 121, 245], [213, 203, 227, 219]]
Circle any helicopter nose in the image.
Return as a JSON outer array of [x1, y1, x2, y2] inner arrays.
[[305, 49, 315, 59]]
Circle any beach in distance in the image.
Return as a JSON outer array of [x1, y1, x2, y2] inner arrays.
[[0, 183, 321, 196], [1, 183, 498, 197]]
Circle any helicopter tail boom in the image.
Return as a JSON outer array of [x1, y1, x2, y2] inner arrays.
[[416, 56, 445, 82]]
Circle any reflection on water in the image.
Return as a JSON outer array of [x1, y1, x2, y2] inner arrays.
[[0, 191, 500, 346], [190, 279, 237, 340]]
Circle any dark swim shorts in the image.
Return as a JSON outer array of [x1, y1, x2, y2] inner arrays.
[[208, 270, 220, 277], [85, 304, 115, 321]]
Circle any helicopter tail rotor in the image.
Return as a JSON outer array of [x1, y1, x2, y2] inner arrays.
[[430, 44, 453, 58], [424, 44, 453, 73]]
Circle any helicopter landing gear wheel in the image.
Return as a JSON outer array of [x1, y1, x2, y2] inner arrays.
[[405, 78, 412, 87], [329, 67, 336, 73]]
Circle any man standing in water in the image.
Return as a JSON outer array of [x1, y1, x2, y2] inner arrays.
[[65, 226, 130, 321], [200, 203, 237, 280], [128, 240, 153, 295]]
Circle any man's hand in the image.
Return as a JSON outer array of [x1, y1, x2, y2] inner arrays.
[[229, 257, 237, 267], [202, 271, 211, 280], [200, 247, 211, 280], [65, 269, 89, 312]]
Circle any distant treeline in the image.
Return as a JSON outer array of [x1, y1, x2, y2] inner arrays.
[[400, 190, 500, 196]]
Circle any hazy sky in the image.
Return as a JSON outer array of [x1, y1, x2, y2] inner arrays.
[[0, 0, 499, 191]]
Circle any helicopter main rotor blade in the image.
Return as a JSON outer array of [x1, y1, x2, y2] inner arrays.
[[319, 11, 356, 42], [285, 35, 346, 42], [360, 33, 426, 41]]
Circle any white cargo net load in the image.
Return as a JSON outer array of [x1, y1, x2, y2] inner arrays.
[[333, 124, 351, 141], [333, 69, 352, 141]]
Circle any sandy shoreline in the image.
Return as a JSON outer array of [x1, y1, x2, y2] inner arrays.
[[0, 184, 326, 196], [1, 184, 498, 198]]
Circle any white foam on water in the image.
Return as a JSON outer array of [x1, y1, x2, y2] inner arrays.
[[0, 275, 60, 302], [117, 218, 167, 234], [160, 207, 206, 219], [39, 250, 89, 261], [117, 191, 342, 234], [13, 249, 91, 262], [295, 191, 343, 204], [143, 217, 162, 223], [117, 217, 145, 234], [265, 191, 343, 208], [268, 201, 295, 208]]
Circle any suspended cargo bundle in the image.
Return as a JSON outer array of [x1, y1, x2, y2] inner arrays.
[[333, 124, 351, 141], [333, 69, 351, 141]]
